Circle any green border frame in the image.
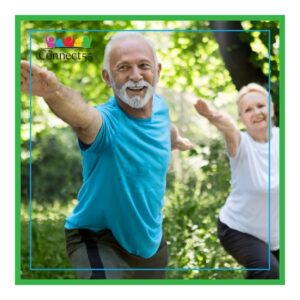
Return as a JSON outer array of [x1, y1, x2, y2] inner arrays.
[[15, 14, 285, 285]]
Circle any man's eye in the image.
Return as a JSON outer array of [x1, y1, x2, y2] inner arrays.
[[140, 64, 151, 69], [118, 65, 128, 71]]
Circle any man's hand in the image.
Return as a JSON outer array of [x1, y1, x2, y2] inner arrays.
[[21, 60, 102, 145], [171, 124, 193, 151], [21, 60, 61, 98]]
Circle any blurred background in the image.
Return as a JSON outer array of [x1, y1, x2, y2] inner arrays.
[[19, 19, 280, 279]]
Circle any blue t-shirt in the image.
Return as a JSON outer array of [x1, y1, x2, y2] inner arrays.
[[65, 94, 171, 258]]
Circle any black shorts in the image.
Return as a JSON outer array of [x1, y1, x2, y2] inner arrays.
[[65, 228, 168, 279]]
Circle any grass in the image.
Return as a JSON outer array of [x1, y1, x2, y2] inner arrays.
[[20, 200, 245, 280]]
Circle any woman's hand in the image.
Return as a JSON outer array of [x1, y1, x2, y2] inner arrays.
[[194, 98, 222, 121]]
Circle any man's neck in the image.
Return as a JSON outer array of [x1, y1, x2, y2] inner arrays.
[[116, 97, 153, 119]]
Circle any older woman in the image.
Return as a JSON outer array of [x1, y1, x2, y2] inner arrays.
[[194, 83, 279, 279]]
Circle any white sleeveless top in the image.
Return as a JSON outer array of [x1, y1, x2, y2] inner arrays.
[[219, 127, 279, 250]]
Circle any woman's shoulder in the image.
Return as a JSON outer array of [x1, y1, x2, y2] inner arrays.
[[272, 126, 279, 135], [272, 126, 280, 144]]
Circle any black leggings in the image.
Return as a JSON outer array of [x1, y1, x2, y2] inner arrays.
[[218, 219, 279, 279]]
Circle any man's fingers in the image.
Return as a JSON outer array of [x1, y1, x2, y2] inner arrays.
[[21, 60, 48, 78], [21, 61, 60, 98], [21, 72, 27, 81], [38, 69, 57, 89], [21, 69, 29, 83], [21, 60, 60, 97], [176, 137, 194, 151], [182, 138, 193, 148], [21, 60, 30, 72], [21, 66, 51, 84], [21, 63, 29, 79], [21, 80, 29, 93], [21, 64, 30, 93], [32, 64, 48, 76]]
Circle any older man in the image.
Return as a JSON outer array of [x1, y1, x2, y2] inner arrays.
[[21, 32, 192, 279]]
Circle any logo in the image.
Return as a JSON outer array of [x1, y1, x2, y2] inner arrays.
[[38, 35, 94, 62], [44, 35, 92, 49]]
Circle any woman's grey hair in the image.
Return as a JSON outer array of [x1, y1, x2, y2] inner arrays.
[[103, 32, 159, 76], [236, 82, 272, 114]]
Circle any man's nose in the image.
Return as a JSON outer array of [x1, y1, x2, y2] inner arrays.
[[129, 66, 143, 81]]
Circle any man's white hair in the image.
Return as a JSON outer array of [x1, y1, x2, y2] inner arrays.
[[103, 32, 159, 76]]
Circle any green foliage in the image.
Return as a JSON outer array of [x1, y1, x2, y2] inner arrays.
[[241, 21, 280, 124], [163, 140, 244, 279], [21, 201, 76, 279], [19, 19, 279, 280], [158, 24, 235, 99], [22, 127, 82, 203], [20, 140, 245, 280]]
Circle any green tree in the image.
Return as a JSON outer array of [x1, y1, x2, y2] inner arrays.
[[19, 19, 280, 279]]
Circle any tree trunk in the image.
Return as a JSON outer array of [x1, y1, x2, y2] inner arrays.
[[210, 21, 267, 90]]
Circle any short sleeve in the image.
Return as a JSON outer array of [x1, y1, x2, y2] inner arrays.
[[226, 131, 246, 162], [78, 105, 116, 153]]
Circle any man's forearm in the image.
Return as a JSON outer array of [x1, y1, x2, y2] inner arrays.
[[21, 60, 102, 144], [170, 124, 178, 149], [43, 84, 96, 130]]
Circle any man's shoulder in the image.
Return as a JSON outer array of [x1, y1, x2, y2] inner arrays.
[[95, 97, 120, 115], [94, 97, 121, 126], [154, 94, 166, 103], [153, 94, 169, 111]]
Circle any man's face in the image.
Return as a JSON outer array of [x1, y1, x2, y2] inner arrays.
[[105, 38, 161, 109]]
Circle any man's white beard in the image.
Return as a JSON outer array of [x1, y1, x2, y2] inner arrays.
[[112, 79, 156, 109]]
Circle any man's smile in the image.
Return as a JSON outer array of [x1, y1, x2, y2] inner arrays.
[[126, 86, 147, 93]]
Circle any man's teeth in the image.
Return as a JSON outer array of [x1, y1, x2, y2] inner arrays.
[[128, 87, 144, 90]]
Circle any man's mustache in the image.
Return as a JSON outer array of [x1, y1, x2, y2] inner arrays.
[[123, 80, 151, 89]]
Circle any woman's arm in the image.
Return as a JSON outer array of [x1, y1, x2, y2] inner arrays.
[[194, 99, 241, 157]]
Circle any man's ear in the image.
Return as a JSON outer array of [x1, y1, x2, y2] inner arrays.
[[102, 69, 112, 87], [156, 63, 162, 82]]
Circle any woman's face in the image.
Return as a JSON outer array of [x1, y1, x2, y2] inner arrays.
[[239, 91, 274, 134]]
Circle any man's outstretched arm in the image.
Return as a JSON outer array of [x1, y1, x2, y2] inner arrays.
[[21, 60, 102, 145]]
